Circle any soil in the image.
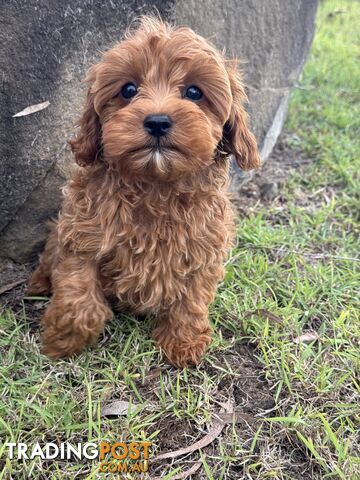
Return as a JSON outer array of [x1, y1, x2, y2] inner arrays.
[[232, 134, 312, 215]]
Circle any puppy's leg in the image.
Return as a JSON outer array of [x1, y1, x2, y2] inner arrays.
[[28, 222, 58, 296], [41, 255, 113, 358], [153, 297, 212, 368]]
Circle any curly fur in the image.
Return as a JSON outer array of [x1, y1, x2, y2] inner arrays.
[[28, 17, 260, 367]]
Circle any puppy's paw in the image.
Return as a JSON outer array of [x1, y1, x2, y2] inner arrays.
[[160, 334, 212, 368], [27, 267, 52, 296], [41, 309, 95, 359], [41, 325, 87, 359]]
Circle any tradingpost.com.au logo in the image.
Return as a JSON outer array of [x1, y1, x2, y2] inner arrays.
[[5, 441, 152, 474]]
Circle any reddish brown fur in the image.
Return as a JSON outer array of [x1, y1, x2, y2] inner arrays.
[[28, 17, 260, 367]]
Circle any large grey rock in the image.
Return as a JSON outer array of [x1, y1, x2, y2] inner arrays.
[[0, 0, 318, 262]]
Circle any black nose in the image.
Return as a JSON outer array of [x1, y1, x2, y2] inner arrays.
[[143, 114, 172, 137]]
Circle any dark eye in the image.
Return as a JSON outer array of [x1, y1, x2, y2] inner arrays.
[[120, 82, 138, 99], [184, 85, 203, 101]]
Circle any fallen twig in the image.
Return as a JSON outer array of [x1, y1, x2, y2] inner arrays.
[[0, 278, 27, 295]]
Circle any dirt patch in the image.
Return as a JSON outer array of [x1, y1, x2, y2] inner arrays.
[[233, 135, 312, 215], [152, 415, 197, 452], [0, 256, 46, 333], [0, 257, 31, 292], [0, 258, 32, 308]]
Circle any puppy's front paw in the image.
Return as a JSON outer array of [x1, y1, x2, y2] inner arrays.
[[27, 267, 52, 296], [41, 324, 86, 359], [41, 308, 95, 359], [157, 333, 212, 368]]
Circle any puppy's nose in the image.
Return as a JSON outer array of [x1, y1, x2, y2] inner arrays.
[[143, 114, 172, 137]]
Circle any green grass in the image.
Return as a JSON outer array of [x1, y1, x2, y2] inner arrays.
[[1, 1, 359, 478]]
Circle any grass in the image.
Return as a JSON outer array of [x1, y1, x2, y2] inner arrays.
[[1, 0, 359, 478]]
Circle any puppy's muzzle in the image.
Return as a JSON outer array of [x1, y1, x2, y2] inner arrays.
[[144, 114, 172, 138]]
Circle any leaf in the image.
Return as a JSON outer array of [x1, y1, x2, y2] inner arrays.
[[100, 400, 137, 417], [293, 331, 321, 344], [243, 309, 283, 324], [142, 367, 166, 385], [13, 101, 50, 117], [215, 411, 257, 425]]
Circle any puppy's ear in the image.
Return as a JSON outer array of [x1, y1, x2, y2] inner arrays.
[[221, 63, 260, 170], [69, 68, 101, 166]]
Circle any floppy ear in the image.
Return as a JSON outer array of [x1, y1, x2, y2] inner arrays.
[[69, 69, 102, 166], [221, 63, 261, 171]]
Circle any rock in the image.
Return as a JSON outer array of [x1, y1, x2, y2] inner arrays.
[[0, 0, 318, 262], [260, 182, 280, 202]]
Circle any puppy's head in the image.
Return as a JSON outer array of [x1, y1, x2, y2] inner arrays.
[[70, 17, 260, 180]]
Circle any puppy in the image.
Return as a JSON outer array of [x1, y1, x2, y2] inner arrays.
[[28, 17, 260, 367]]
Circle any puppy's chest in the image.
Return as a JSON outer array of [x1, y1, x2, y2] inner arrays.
[[95, 190, 232, 309], [101, 194, 229, 281], [111, 201, 209, 266]]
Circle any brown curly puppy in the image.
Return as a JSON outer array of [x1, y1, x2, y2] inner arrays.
[[28, 17, 260, 367]]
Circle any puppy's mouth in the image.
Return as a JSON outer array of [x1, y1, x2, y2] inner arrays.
[[126, 143, 183, 157], [123, 142, 185, 179]]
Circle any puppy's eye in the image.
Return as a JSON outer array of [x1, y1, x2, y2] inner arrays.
[[184, 85, 203, 101], [120, 82, 138, 99]]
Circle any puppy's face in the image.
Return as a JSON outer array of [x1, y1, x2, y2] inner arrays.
[[70, 18, 260, 180]]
